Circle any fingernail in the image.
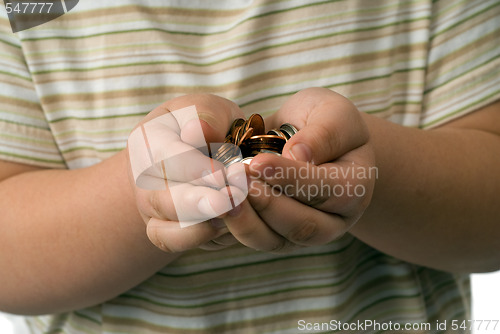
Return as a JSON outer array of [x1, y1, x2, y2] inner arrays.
[[198, 197, 217, 216], [288, 143, 312, 162]]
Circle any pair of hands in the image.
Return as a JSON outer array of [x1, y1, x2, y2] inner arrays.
[[127, 88, 376, 254]]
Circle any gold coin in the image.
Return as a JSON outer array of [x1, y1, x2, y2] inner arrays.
[[247, 134, 287, 143], [233, 125, 243, 146], [225, 118, 245, 143], [230, 118, 245, 138], [237, 127, 254, 146], [223, 115, 297, 159], [247, 114, 265, 136], [243, 135, 286, 153]]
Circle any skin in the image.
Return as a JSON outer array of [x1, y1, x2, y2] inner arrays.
[[0, 89, 499, 315]]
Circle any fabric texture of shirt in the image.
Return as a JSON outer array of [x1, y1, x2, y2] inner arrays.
[[1, 0, 499, 333]]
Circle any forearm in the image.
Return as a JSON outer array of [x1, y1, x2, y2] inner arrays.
[[0, 150, 178, 315], [351, 112, 500, 273]]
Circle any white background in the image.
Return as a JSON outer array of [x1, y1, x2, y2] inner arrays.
[[470, 272, 500, 333], [1, 272, 499, 333]]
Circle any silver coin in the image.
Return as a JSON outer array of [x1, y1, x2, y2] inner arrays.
[[280, 123, 298, 139], [241, 157, 253, 165], [267, 129, 288, 140], [224, 155, 243, 168], [213, 143, 233, 161], [214, 143, 239, 164], [258, 149, 282, 155]]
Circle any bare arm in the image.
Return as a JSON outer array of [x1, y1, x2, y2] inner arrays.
[[0, 150, 178, 315], [6, 91, 494, 316], [351, 99, 500, 273], [0, 94, 241, 315], [245, 89, 500, 273]]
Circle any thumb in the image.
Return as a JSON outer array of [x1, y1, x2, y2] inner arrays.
[[276, 88, 369, 164]]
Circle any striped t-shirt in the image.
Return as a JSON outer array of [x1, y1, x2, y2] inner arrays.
[[1, 0, 499, 333]]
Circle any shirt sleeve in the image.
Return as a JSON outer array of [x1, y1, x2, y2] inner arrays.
[[420, 0, 500, 129], [0, 8, 65, 168]]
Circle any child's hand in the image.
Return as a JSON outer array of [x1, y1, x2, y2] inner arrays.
[[223, 88, 376, 252], [126, 89, 375, 255], [126, 94, 246, 252]]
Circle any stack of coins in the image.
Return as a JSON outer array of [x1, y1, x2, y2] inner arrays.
[[213, 114, 298, 167]]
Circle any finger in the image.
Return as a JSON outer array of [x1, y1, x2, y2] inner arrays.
[[273, 88, 369, 164], [130, 94, 245, 190], [222, 199, 290, 253], [248, 149, 375, 216], [211, 232, 239, 246], [199, 227, 239, 251], [198, 240, 230, 251], [136, 182, 235, 223], [163, 94, 245, 144], [145, 94, 244, 143], [135, 107, 228, 186], [244, 176, 348, 246], [225, 161, 250, 195], [159, 148, 227, 187], [146, 218, 229, 253]]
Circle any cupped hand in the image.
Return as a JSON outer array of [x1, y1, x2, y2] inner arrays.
[[223, 88, 376, 253], [126, 94, 245, 252]]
